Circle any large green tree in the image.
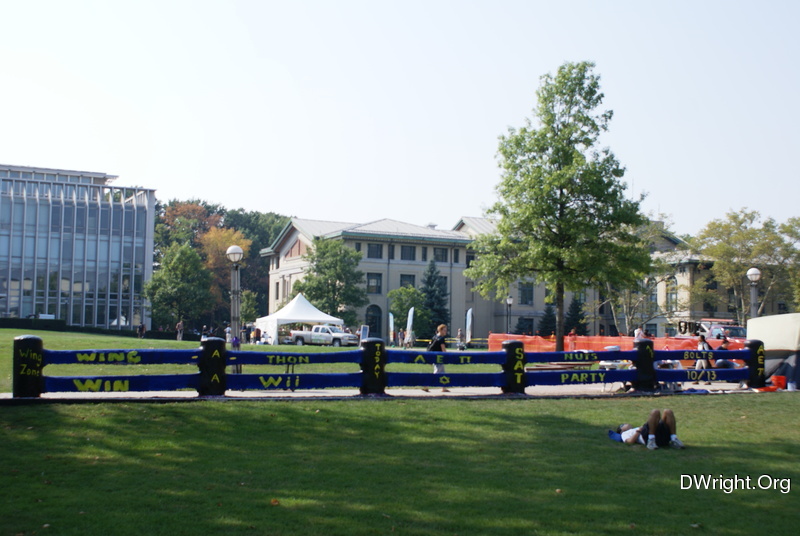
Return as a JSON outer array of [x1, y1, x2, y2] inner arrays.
[[465, 61, 650, 351], [292, 239, 369, 327], [692, 209, 798, 324], [143, 243, 213, 332], [420, 260, 450, 336], [782, 218, 800, 306]]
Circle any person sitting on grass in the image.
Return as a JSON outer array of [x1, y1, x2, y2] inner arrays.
[[614, 409, 685, 450]]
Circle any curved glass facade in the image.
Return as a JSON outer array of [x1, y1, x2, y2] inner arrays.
[[0, 165, 155, 329]]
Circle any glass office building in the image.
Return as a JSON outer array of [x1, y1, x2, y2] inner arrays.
[[0, 164, 155, 329]]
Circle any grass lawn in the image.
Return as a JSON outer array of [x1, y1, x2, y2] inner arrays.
[[1, 329, 798, 535], [2, 396, 798, 535]]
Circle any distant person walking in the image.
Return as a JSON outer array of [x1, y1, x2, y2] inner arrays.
[[424, 324, 449, 392], [175, 320, 184, 341], [694, 334, 713, 384]]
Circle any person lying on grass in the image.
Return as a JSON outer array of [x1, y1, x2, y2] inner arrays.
[[614, 409, 685, 450]]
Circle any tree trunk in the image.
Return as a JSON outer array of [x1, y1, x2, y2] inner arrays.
[[555, 281, 565, 352]]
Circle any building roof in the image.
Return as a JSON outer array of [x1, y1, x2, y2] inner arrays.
[[0, 164, 118, 184], [453, 216, 497, 237], [293, 218, 356, 239], [330, 219, 471, 244], [261, 217, 475, 258]]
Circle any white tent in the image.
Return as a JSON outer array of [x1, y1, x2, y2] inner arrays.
[[254, 293, 343, 344]]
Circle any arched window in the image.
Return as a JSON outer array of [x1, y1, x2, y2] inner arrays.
[[366, 304, 382, 338]]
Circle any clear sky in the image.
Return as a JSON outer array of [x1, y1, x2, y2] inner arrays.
[[1, 0, 797, 237]]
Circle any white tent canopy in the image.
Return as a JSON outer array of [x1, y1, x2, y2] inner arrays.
[[254, 293, 343, 344]]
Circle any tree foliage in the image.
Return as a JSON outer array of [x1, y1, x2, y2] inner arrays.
[[198, 227, 253, 324], [292, 239, 369, 327], [149, 199, 288, 326], [564, 298, 589, 335], [224, 209, 289, 316], [144, 243, 213, 331], [693, 209, 798, 324], [420, 260, 450, 336], [153, 200, 225, 260], [538, 303, 557, 337], [465, 61, 650, 350], [240, 289, 259, 325], [387, 286, 430, 338]]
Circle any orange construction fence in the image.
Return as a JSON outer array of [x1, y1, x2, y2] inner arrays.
[[487, 333, 745, 353]]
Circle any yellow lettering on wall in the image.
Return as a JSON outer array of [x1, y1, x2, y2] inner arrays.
[[259, 376, 284, 388], [559, 372, 608, 384], [112, 380, 130, 391], [73, 379, 103, 391]]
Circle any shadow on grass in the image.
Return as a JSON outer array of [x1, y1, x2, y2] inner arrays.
[[1, 397, 798, 535]]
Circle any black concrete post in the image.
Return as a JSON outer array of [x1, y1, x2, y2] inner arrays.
[[13, 335, 44, 398], [501, 340, 527, 394], [745, 339, 765, 388], [197, 337, 227, 396], [360, 338, 387, 395], [632, 338, 657, 391]]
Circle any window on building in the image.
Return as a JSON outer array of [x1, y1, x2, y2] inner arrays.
[[354, 242, 361, 252], [367, 273, 383, 294], [388, 244, 395, 260], [433, 247, 448, 263], [466, 251, 475, 267], [666, 277, 678, 311], [421, 247, 428, 262], [400, 274, 415, 287], [453, 249, 460, 264], [648, 284, 658, 314], [400, 246, 416, 261], [367, 243, 383, 259], [366, 304, 382, 338], [519, 282, 534, 306]]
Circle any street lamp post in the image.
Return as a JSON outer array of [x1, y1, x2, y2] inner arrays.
[[506, 295, 513, 334], [746, 267, 761, 321], [227, 245, 244, 373]]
